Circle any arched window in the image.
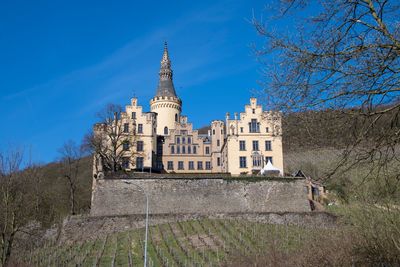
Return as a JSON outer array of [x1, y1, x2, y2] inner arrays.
[[175, 114, 178, 122], [164, 126, 168, 135]]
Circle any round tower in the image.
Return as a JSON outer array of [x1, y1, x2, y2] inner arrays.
[[150, 42, 182, 135]]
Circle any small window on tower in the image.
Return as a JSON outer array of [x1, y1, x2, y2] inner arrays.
[[175, 114, 178, 122], [164, 127, 168, 135]]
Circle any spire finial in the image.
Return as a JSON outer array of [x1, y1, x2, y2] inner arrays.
[[162, 41, 170, 64]]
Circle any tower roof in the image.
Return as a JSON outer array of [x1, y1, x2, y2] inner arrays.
[[155, 42, 178, 98]]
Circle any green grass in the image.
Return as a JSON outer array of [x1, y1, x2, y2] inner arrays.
[[19, 219, 328, 267]]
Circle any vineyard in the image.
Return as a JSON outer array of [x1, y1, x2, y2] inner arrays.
[[19, 218, 328, 267]]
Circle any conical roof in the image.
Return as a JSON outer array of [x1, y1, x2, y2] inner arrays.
[[155, 42, 178, 97]]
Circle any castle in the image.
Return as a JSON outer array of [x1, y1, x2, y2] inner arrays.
[[93, 43, 284, 176]]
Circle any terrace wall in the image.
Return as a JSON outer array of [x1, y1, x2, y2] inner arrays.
[[90, 177, 310, 217]]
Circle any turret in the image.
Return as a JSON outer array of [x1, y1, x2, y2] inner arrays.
[[150, 42, 182, 135]]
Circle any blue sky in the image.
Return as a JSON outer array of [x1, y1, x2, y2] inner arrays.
[[0, 0, 270, 163]]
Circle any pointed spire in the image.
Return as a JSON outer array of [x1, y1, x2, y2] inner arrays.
[[155, 42, 178, 97], [161, 41, 170, 66]]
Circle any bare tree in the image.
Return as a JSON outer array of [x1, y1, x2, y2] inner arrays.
[[84, 103, 142, 175], [253, 1, 400, 191], [0, 149, 34, 267], [58, 140, 83, 215]]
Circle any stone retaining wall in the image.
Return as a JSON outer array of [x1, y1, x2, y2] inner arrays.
[[90, 178, 310, 216]]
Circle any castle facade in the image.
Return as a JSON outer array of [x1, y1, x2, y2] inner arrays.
[[94, 43, 283, 176]]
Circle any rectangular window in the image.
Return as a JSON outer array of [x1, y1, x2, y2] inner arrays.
[[123, 141, 130, 151], [178, 161, 184, 170], [252, 140, 259, 151], [177, 146, 180, 154], [217, 157, 221, 166], [131, 112, 136, 119], [266, 127, 269, 133], [187, 146, 191, 154], [138, 124, 143, 134], [182, 146, 186, 154], [240, 127, 244, 133], [188, 137, 192, 144], [156, 160, 163, 170], [167, 161, 174, 170], [137, 141, 144, 152], [239, 156, 247, 168], [205, 147, 210, 154], [249, 119, 260, 133], [122, 157, 130, 169], [265, 141, 272, 151], [177, 137, 180, 144], [123, 123, 129, 133], [239, 140, 246, 151], [171, 146, 175, 154], [265, 156, 273, 164], [193, 146, 197, 154], [206, 161, 211, 170], [253, 156, 262, 167], [182, 137, 186, 144], [197, 161, 203, 170], [217, 139, 220, 146], [136, 157, 144, 169], [189, 161, 194, 170], [157, 142, 163, 155]]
